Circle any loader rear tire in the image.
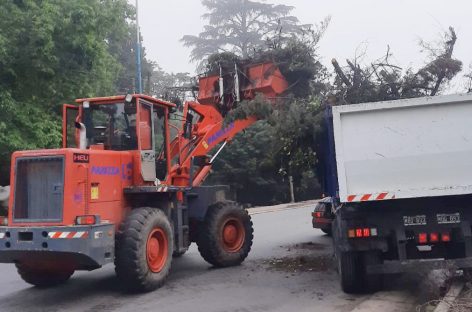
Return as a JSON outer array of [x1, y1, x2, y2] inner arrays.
[[115, 207, 173, 292], [197, 201, 253, 267], [16, 263, 73, 288]]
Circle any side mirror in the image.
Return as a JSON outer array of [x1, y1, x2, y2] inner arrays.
[[183, 112, 193, 139]]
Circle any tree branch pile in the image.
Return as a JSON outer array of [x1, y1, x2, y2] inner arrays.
[[331, 27, 462, 105]]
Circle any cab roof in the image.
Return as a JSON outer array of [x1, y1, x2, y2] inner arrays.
[[75, 94, 176, 108]]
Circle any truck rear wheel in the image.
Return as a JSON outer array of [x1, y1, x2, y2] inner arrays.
[[338, 251, 362, 293], [197, 201, 253, 267], [337, 251, 383, 293], [16, 263, 73, 287], [115, 207, 173, 292]]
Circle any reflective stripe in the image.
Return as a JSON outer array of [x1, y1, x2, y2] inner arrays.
[[73, 231, 85, 238], [347, 193, 395, 202], [47, 231, 89, 239]]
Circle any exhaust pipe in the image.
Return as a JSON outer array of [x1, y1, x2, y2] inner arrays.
[[0, 186, 9, 215], [75, 122, 87, 150]]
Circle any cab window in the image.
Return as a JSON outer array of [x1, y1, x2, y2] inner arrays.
[[153, 106, 168, 180], [84, 102, 137, 150]]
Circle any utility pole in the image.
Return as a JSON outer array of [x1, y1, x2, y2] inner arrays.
[[289, 176, 295, 203], [135, 0, 143, 94]]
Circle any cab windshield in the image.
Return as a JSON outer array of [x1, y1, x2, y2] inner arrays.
[[84, 102, 137, 150]]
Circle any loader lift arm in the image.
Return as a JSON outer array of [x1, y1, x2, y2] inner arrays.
[[166, 62, 288, 188]]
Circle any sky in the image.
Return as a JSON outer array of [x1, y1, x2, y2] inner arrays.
[[135, 0, 472, 92]]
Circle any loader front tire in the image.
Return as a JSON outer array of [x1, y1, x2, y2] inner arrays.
[[197, 201, 253, 267], [16, 263, 73, 287], [115, 207, 173, 292]]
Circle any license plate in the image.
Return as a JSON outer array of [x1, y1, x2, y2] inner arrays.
[[437, 213, 460, 224], [403, 215, 426, 226]]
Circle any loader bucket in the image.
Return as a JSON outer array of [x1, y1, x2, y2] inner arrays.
[[242, 62, 288, 98], [197, 62, 288, 105]]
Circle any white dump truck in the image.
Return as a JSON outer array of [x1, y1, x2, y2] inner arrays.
[[323, 93, 472, 293]]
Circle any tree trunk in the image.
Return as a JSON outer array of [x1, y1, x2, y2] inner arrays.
[[240, 0, 249, 58], [331, 58, 352, 87], [289, 176, 295, 203], [431, 27, 457, 96]]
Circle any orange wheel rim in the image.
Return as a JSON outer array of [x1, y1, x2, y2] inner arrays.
[[221, 217, 245, 253], [146, 228, 168, 273]]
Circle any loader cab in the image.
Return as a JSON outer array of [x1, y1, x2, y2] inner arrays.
[[63, 95, 176, 182]]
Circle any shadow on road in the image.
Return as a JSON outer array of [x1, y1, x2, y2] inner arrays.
[[0, 255, 210, 312]]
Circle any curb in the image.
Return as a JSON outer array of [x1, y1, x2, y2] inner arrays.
[[247, 200, 318, 215], [433, 280, 465, 312]]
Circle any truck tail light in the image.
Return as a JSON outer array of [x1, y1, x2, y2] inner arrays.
[[355, 229, 363, 237], [76, 215, 97, 225], [441, 233, 451, 242], [430, 232, 439, 243], [418, 233, 428, 244], [348, 227, 378, 238]]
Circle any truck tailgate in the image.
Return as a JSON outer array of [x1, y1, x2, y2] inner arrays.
[[332, 93, 472, 203]]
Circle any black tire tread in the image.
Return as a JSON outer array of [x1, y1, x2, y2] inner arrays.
[[16, 264, 73, 288], [197, 201, 254, 267], [321, 228, 332, 236], [339, 251, 361, 293], [114, 207, 173, 292]]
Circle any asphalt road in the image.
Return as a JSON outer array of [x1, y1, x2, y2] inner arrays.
[[0, 204, 430, 312]]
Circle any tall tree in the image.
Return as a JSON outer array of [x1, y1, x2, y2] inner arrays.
[[181, 0, 311, 62]]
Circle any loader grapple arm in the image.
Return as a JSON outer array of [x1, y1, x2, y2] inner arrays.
[[168, 62, 288, 188]]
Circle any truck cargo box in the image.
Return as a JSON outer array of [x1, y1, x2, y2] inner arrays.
[[332, 93, 472, 203]]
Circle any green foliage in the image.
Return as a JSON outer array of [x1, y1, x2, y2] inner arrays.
[[269, 98, 324, 179], [0, 0, 140, 185], [203, 15, 331, 205], [0, 0, 135, 107], [207, 121, 290, 205], [225, 94, 273, 124], [0, 91, 61, 153], [209, 99, 325, 205]]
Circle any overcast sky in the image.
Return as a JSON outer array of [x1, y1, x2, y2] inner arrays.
[[135, 0, 471, 91]]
